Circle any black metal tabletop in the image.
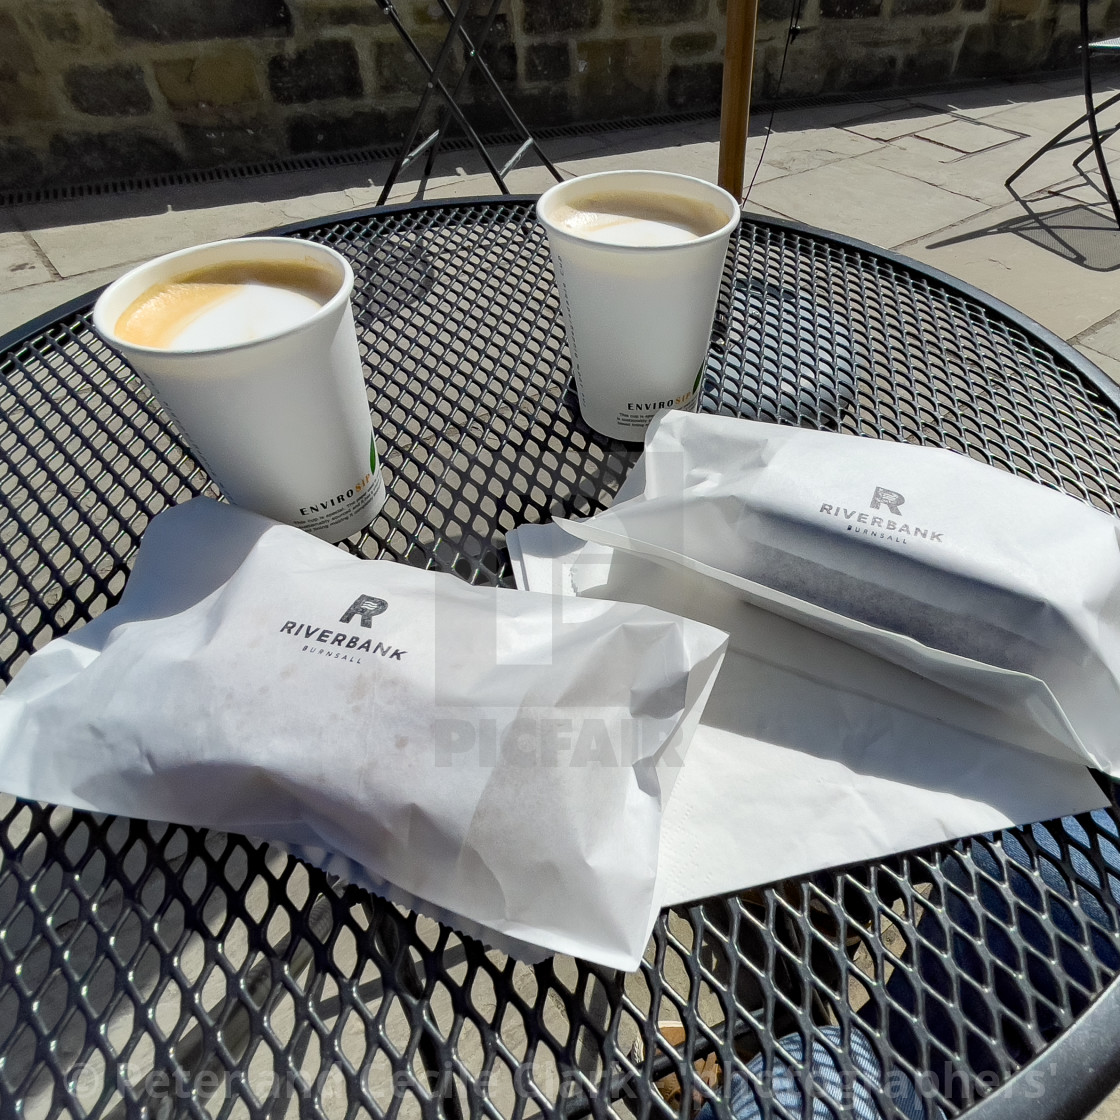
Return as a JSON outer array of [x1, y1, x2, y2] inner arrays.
[[3, 197, 1120, 1120]]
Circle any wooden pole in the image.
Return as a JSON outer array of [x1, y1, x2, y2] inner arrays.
[[718, 0, 761, 201]]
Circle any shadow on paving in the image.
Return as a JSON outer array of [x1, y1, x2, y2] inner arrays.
[[927, 195, 1120, 272]]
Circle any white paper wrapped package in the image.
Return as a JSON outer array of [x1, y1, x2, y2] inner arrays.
[[556, 410, 1120, 774], [0, 498, 727, 969]]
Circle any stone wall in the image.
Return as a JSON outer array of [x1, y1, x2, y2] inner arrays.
[[0, 0, 1105, 191]]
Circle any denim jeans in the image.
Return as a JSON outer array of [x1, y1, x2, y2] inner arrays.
[[694, 1025, 942, 1120]]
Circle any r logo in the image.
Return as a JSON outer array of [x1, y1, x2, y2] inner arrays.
[[870, 486, 905, 516], [340, 594, 388, 628]]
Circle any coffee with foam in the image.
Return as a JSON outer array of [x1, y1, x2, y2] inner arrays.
[[114, 258, 340, 351], [549, 189, 729, 247], [536, 170, 738, 440]]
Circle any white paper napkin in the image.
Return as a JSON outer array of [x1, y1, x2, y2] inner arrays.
[[507, 412, 1114, 908], [0, 498, 728, 968]]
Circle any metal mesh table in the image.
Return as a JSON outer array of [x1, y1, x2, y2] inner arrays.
[[3, 197, 1120, 1120]]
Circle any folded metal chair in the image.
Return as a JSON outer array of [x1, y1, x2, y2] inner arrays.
[[373, 0, 561, 203], [1005, 0, 1120, 226]]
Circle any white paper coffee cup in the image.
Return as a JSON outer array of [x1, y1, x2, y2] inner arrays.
[[93, 236, 386, 543], [536, 170, 739, 442]]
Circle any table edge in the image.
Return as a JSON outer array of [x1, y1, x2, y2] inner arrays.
[[959, 968, 1120, 1118], [278, 194, 1120, 418], [3, 194, 1119, 421]]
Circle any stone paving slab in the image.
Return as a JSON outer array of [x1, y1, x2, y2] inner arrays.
[[914, 116, 1025, 155], [20, 199, 278, 278], [554, 138, 721, 184], [0, 263, 129, 337], [1079, 343, 1120, 384], [747, 155, 990, 249], [857, 130, 1047, 208], [420, 162, 560, 202], [842, 104, 957, 142], [908, 83, 1049, 120], [0, 230, 53, 295], [745, 126, 882, 185], [1075, 309, 1120, 359], [981, 83, 1119, 139], [761, 98, 910, 132]]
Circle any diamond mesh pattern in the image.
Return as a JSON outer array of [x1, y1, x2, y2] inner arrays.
[[2, 199, 1120, 1120]]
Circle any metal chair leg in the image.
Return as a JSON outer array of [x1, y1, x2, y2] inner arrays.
[[375, 0, 509, 205], [374, 0, 561, 206], [422, 0, 563, 186], [1007, 0, 1120, 228], [1005, 104, 1110, 190], [1071, 100, 1120, 170], [1080, 0, 1120, 227]]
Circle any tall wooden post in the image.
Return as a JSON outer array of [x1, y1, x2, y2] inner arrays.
[[718, 0, 761, 200]]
